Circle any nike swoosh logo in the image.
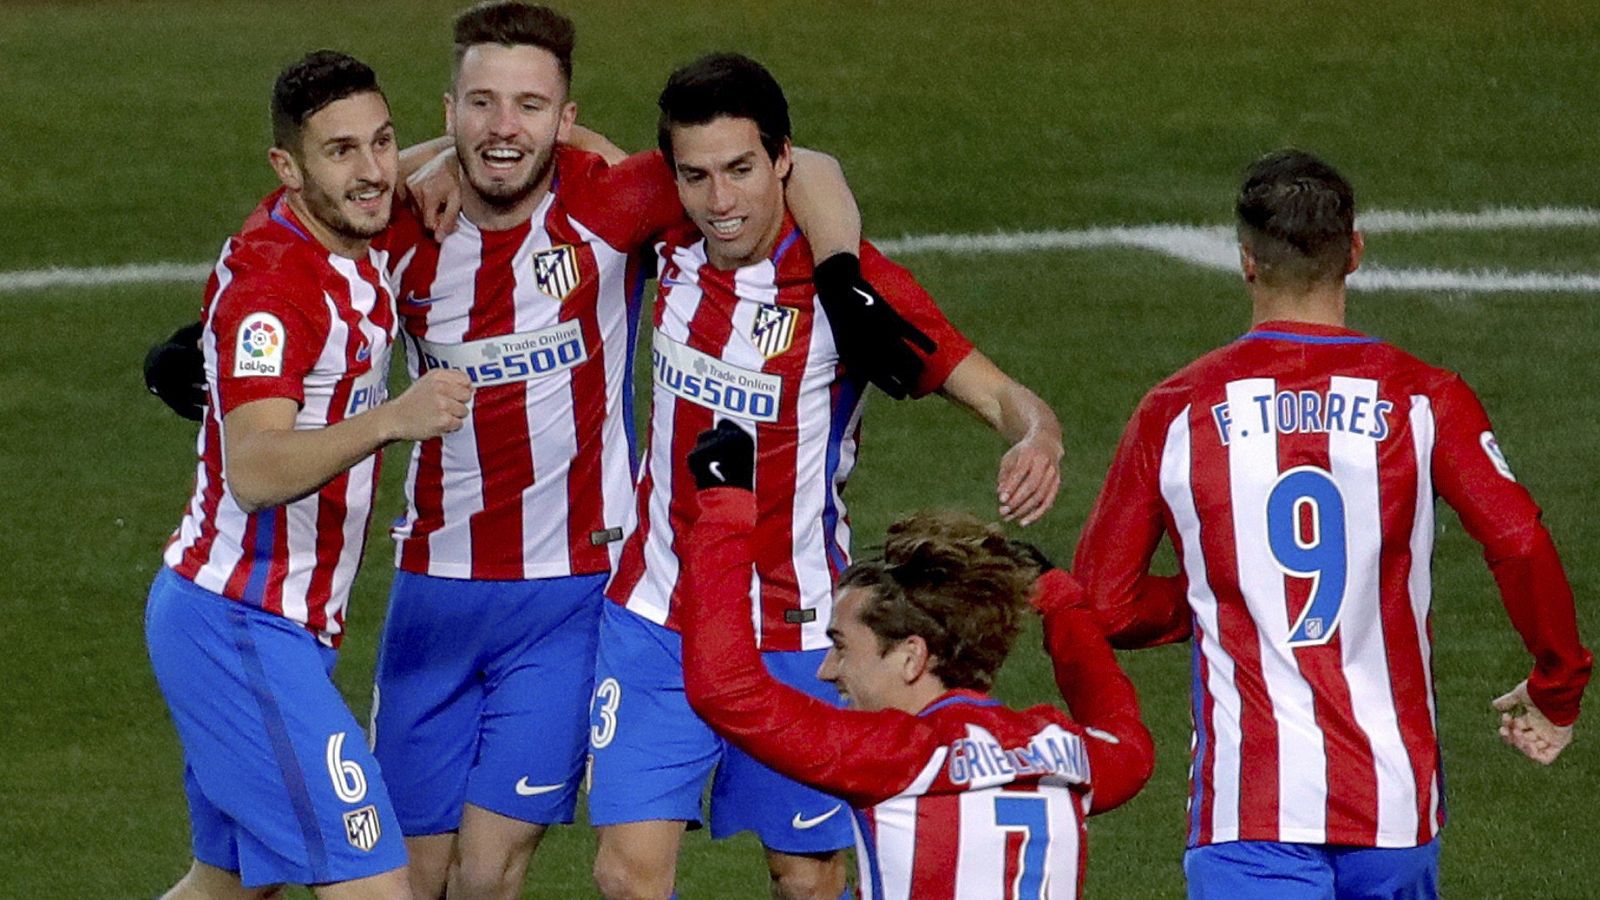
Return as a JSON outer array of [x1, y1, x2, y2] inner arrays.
[[404, 295, 444, 307], [792, 805, 844, 829], [708, 461, 724, 481], [515, 778, 565, 796], [851, 287, 875, 307]]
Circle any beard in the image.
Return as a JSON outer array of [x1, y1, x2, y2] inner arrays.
[[460, 137, 557, 211], [301, 175, 390, 240]]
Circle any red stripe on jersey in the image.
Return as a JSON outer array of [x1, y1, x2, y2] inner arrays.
[[1377, 398, 1440, 843], [1279, 426, 1379, 845], [1189, 402, 1281, 839], [548, 209, 612, 574], [304, 276, 366, 626], [176, 406, 230, 580], [264, 503, 293, 619], [467, 223, 536, 579], [752, 277, 817, 652], [660, 264, 740, 630], [908, 793, 959, 900], [223, 511, 258, 601]]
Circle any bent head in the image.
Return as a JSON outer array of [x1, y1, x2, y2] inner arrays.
[[657, 53, 792, 269], [269, 51, 397, 248], [447, 2, 577, 212], [1236, 149, 1362, 292], [818, 512, 1038, 713]]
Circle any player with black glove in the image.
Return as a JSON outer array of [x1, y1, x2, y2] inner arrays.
[[687, 420, 756, 492], [812, 252, 937, 400], [143, 321, 207, 421]]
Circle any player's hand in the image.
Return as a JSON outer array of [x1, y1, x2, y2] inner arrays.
[[1491, 680, 1575, 765], [144, 320, 208, 421], [384, 369, 472, 441], [688, 421, 755, 491], [813, 252, 937, 400], [406, 147, 464, 242], [997, 434, 1062, 526]]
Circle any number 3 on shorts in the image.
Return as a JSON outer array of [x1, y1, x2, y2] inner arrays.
[[326, 732, 368, 804], [590, 677, 622, 749]]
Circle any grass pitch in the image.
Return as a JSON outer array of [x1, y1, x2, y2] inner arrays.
[[2, 2, 1597, 896]]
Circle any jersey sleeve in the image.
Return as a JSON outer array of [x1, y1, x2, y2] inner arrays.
[[682, 487, 952, 808], [1033, 570, 1156, 813], [1073, 391, 1194, 648], [209, 254, 329, 416], [859, 243, 976, 397], [561, 148, 685, 252], [1429, 374, 1593, 724]]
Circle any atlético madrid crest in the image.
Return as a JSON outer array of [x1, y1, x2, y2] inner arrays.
[[751, 304, 798, 358], [532, 244, 581, 301], [343, 804, 381, 851]]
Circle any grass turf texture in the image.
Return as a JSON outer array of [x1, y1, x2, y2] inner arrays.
[[3, 1, 1597, 896]]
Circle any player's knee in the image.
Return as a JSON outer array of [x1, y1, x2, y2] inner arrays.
[[452, 853, 523, 900], [592, 845, 674, 900], [767, 852, 847, 900]]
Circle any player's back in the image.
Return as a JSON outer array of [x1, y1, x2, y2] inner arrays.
[[852, 694, 1092, 900], [1147, 320, 1459, 848]]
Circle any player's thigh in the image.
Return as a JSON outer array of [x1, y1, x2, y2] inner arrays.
[[466, 574, 605, 827], [309, 865, 410, 900], [1183, 841, 1334, 900], [402, 834, 454, 900], [146, 572, 407, 887], [708, 649, 853, 854], [371, 570, 491, 837], [454, 804, 548, 893], [161, 859, 284, 900], [586, 602, 719, 828], [1330, 839, 1439, 900]]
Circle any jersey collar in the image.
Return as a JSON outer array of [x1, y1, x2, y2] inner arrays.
[[917, 688, 1002, 717], [1242, 320, 1380, 346]]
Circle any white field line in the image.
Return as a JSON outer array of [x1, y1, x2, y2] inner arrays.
[[4, 206, 1600, 295]]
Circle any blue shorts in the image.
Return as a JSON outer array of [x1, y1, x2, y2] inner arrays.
[[371, 570, 604, 835], [587, 603, 853, 854], [144, 568, 406, 888], [1185, 838, 1440, 900]]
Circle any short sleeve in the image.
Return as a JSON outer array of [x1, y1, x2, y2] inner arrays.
[[210, 260, 329, 415], [859, 242, 975, 397], [561, 148, 685, 251]]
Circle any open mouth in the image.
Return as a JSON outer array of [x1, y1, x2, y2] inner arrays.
[[708, 216, 745, 240], [480, 146, 526, 171], [347, 185, 388, 212]]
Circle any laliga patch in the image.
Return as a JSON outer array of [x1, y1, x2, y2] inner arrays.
[[342, 804, 382, 852], [1480, 431, 1517, 482], [533, 244, 581, 302], [751, 304, 799, 359], [234, 312, 285, 377]]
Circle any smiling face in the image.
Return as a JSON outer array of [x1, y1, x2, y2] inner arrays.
[[668, 116, 791, 270], [447, 42, 575, 222], [270, 90, 397, 256], [817, 587, 933, 713]]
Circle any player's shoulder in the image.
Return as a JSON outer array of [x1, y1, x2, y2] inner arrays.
[[215, 193, 332, 319]]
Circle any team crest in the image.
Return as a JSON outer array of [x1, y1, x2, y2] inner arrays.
[[343, 804, 382, 852], [532, 244, 581, 301], [1480, 431, 1517, 482], [751, 304, 798, 358]]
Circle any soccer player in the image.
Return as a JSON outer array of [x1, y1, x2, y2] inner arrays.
[[1072, 150, 1593, 899], [146, 52, 471, 900], [677, 421, 1154, 898], [590, 54, 1064, 900], [367, 6, 869, 899]]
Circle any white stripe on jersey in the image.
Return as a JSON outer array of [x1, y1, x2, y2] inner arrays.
[[790, 291, 846, 650], [1329, 376, 1415, 843], [856, 751, 946, 900], [1159, 409, 1244, 843], [1407, 396, 1442, 836]]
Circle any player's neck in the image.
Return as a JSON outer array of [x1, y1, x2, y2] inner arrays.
[[894, 679, 952, 716], [285, 193, 371, 260], [462, 170, 556, 232], [1249, 283, 1347, 328]]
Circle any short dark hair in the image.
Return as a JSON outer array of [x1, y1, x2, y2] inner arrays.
[[1236, 149, 1357, 288], [452, 2, 575, 87], [271, 50, 384, 153], [837, 512, 1038, 692], [656, 52, 791, 170]]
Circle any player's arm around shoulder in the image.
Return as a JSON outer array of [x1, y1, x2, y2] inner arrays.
[[937, 349, 1064, 526]]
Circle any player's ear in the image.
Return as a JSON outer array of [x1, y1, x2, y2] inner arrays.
[[898, 635, 932, 684], [268, 146, 303, 192], [1238, 243, 1258, 284], [444, 91, 457, 136], [556, 100, 577, 143], [774, 139, 793, 180], [1346, 230, 1365, 275]]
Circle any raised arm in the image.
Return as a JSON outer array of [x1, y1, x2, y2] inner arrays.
[[786, 149, 860, 262], [937, 351, 1063, 526], [1032, 569, 1156, 813], [680, 426, 940, 808]]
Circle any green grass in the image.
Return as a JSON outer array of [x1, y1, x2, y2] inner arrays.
[[3, 1, 1598, 897]]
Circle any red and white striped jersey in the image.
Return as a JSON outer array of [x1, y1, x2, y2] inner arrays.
[[683, 490, 1155, 900], [1075, 320, 1592, 849], [606, 220, 974, 651], [385, 148, 682, 580], [165, 189, 399, 646]]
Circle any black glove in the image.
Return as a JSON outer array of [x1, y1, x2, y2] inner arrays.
[[1009, 540, 1058, 576], [687, 421, 755, 491], [813, 252, 937, 400], [143, 321, 208, 421]]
